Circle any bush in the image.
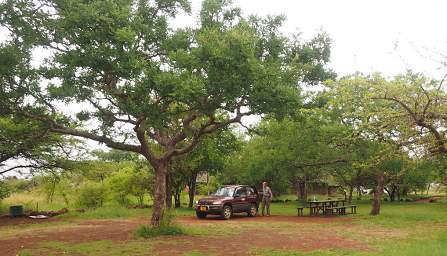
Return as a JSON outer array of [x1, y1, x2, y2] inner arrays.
[[196, 183, 208, 195], [134, 211, 184, 238], [0, 181, 11, 212], [0, 181, 11, 201], [134, 224, 184, 238], [77, 182, 106, 208]]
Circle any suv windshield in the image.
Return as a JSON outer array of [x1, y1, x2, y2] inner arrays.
[[214, 187, 235, 197]]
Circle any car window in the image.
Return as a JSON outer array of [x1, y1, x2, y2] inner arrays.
[[235, 187, 247, 196], [247, 187, 255, 195], [214, 187, 235, 197]]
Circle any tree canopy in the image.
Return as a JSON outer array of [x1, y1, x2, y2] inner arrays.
[[0, 0, 334, 226]]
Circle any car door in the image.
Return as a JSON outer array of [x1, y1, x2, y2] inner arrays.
[[246, 187, 258, 207], [233, 187, 248, 213]]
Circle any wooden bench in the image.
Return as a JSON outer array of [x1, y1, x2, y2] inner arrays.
[[297, 206, 320, 216], [325, 205, 357, 216], [347, 205, 357, 214]]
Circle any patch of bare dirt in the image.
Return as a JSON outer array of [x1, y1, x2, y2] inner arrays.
[[152, 228, 370, 256], [415, 196, 442, 203], [1, 215, 370, 256], [0, 215, 61, 227], [177, 214, 353, 224]]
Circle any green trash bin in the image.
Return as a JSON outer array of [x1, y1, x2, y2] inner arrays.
[[10, 205, 24, 217]]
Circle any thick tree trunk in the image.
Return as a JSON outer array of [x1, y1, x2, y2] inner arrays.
[[151, 162, 168, 228], [188, 173, 198, 208], [371, 170, 384, 215], [165, 174, 172, 209]]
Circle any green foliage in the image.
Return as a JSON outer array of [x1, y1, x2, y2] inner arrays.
[[0, 0, 333, 224], [327, 73, 447, 158], [134, 223, 184, 238], [77, 182, 106, 209], [195, 177, 219, 195], [134, 211, 184, 238], [106, 168, 133, 206], [0, 180, 10, 201]]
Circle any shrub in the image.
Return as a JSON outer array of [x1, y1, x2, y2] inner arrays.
[[0, 181, 10, 201], [134, 224, 184, 238], [77, 182, 106, 208], [129, 169, 153, 206], [105, 169, 132, 206], [134, 211, 184, 238]]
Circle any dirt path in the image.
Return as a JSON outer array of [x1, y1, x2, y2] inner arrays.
[[0, 215, 369, 256]]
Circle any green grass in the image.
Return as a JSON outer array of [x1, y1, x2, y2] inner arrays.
[[7, 195, 447, 256], [134, 224, 185, 238], [27, 240, 152, 256]]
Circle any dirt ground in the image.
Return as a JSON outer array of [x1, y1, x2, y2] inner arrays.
[[0, 215, 61, 227], [0, 215, 370, 256]]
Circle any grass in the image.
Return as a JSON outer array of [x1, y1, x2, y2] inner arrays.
[[25, 240, 152, 256], [134, 224, 185, 238], [6, 195, 447, 256]]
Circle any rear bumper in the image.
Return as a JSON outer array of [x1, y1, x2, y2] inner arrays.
[[196, 204, 224, 215]]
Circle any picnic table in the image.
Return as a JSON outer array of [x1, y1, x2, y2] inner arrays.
[[296, 198, 356, 216], [306, 199, 345, 216]]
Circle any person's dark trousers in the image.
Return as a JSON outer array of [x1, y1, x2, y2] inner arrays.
[[261, 197, 271, 216]]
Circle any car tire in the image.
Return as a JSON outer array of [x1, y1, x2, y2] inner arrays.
[[196, 211, 207, 219], [248, 204, 257, 217], [221, 205, 232, 220]]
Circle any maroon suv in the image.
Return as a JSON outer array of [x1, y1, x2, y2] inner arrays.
[[195, 185, 260, 220]]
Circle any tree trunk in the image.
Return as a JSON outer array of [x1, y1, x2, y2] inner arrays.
[[188, 173, 198, 208], [174, 187, 181, 208], [348, 186, 353, 204], [356, 186, 362, 200], [303, 175, 308, 201], [151, 161, 168, 228], [384, 186, 395, 202], [371, 170, 384, 215], [297, 181, 305, 200], [206, 172, 210, 195], [138, 194, 144, 207], [402, 186, 409, 197], [165, 174, 172, 209]]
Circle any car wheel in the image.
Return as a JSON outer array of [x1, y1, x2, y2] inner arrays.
[[248, 204, 257, 217], [221, 205, 232, 220], [196, 211, 207, 219]]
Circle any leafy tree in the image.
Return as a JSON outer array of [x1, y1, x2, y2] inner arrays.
[[0, 0, 333, 226], [326, 74, 425, 215], [327, 73, 447, 157]]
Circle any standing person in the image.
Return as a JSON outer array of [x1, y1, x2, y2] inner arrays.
[[261, 181, 273, 216]]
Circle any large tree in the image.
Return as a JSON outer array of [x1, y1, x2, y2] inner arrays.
[[0, 0, 333, 226], [325, 73, 446, 214]]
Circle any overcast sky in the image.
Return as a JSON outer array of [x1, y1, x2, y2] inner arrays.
[[176, 0, 447, 79]]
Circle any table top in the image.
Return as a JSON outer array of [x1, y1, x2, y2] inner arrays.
[[307, 199, 345, 204]]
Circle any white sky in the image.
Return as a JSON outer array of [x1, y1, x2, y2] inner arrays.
[[176, 0, 447, 79]]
